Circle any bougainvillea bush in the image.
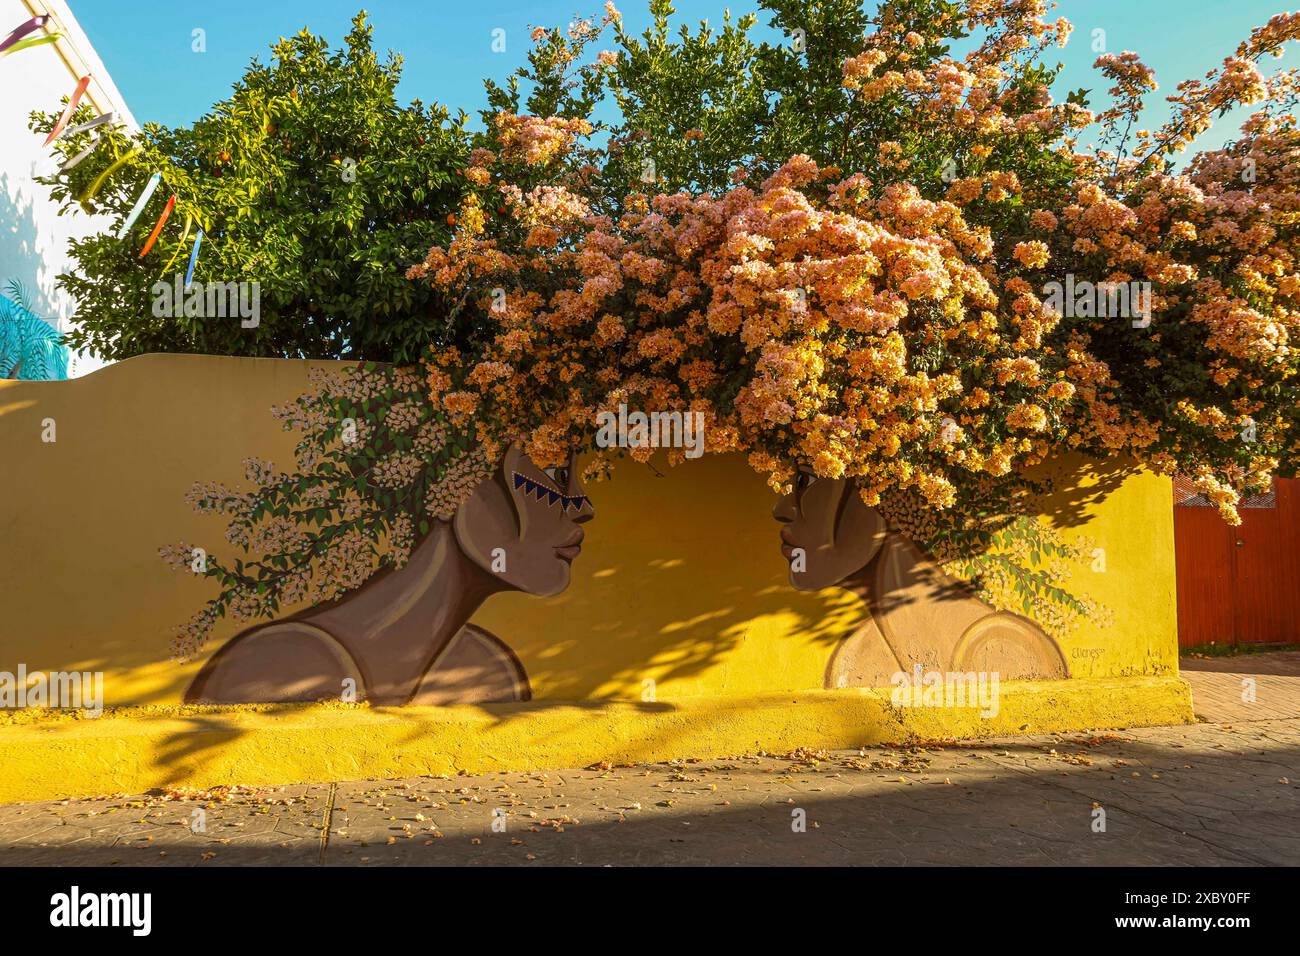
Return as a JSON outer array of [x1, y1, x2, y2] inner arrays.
[[413, 0, 1300, 528]]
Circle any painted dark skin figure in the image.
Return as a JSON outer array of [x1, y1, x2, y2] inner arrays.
[[186, 446, 594, 705], [773, 471, 1068, 689]]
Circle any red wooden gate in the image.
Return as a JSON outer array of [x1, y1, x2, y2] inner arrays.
[[1174, 477, 1300, 648]]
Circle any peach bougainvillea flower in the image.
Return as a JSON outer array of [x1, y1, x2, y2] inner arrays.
[[411, 0, 1300, 529]]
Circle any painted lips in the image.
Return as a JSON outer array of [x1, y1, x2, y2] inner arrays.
[[779, 529, 798, 560], [555, 529, 585, 563]]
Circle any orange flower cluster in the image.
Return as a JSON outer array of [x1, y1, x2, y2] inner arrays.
[[412, 151, 1080, 511], [493, 113, 594, 167]]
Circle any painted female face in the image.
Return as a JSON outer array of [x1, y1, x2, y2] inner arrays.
[[772, 472, 888, 591], [454, 445, 594, 597]]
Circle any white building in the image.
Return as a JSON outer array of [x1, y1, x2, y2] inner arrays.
[[0, 0, 137, 376]]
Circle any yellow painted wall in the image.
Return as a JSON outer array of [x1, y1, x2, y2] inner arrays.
[[0, 677, 1194, 803], [0, 354, 1179, 710]]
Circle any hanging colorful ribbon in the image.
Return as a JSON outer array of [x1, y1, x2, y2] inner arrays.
[[117, 172, 162, 237], [139, 195, 176, 257], [60, 127, 113, 172], [63, 111, 114, 138], [44, 75, 91, 146], [160, 215, 194, 278], [0, 15, 48, 53], [2, 32, 60, 56], [79, 146, 140, 212], [184, 230, 205, 289]]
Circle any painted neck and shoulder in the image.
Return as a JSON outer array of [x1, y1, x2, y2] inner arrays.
[[185, 447, 594, 706], [772, 472, 1068, 688]]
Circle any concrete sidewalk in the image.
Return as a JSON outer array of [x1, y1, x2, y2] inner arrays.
[[1, 658, 1297, 866], [1181, 650, 1300, 722], [0, 721, 1295, 866]]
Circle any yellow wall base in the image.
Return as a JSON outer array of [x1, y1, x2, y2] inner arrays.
[[0, 677, 1194, 804]]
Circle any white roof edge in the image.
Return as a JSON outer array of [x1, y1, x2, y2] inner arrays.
[[19, 0, 141, 131]]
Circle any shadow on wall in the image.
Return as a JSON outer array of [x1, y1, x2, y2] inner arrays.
[[1033, 455, 1144, 531], [0, 172, 61, 322]]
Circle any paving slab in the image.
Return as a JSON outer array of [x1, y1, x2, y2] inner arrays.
[[1182, 651, 1300, 722]]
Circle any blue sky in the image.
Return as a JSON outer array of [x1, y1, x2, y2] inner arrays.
[[68, 0, 1295, 152]]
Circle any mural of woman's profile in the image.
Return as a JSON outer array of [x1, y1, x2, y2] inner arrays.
[[185, 446, 594, 706], [772, 472, 1068, 689]]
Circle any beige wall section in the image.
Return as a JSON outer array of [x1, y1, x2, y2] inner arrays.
[[0, 355, 346, 703], [0, 354, 1179, 708]]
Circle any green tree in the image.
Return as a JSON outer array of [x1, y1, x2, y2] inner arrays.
[[32, 12, 469, 364], [604, 0, 1080, 206]]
